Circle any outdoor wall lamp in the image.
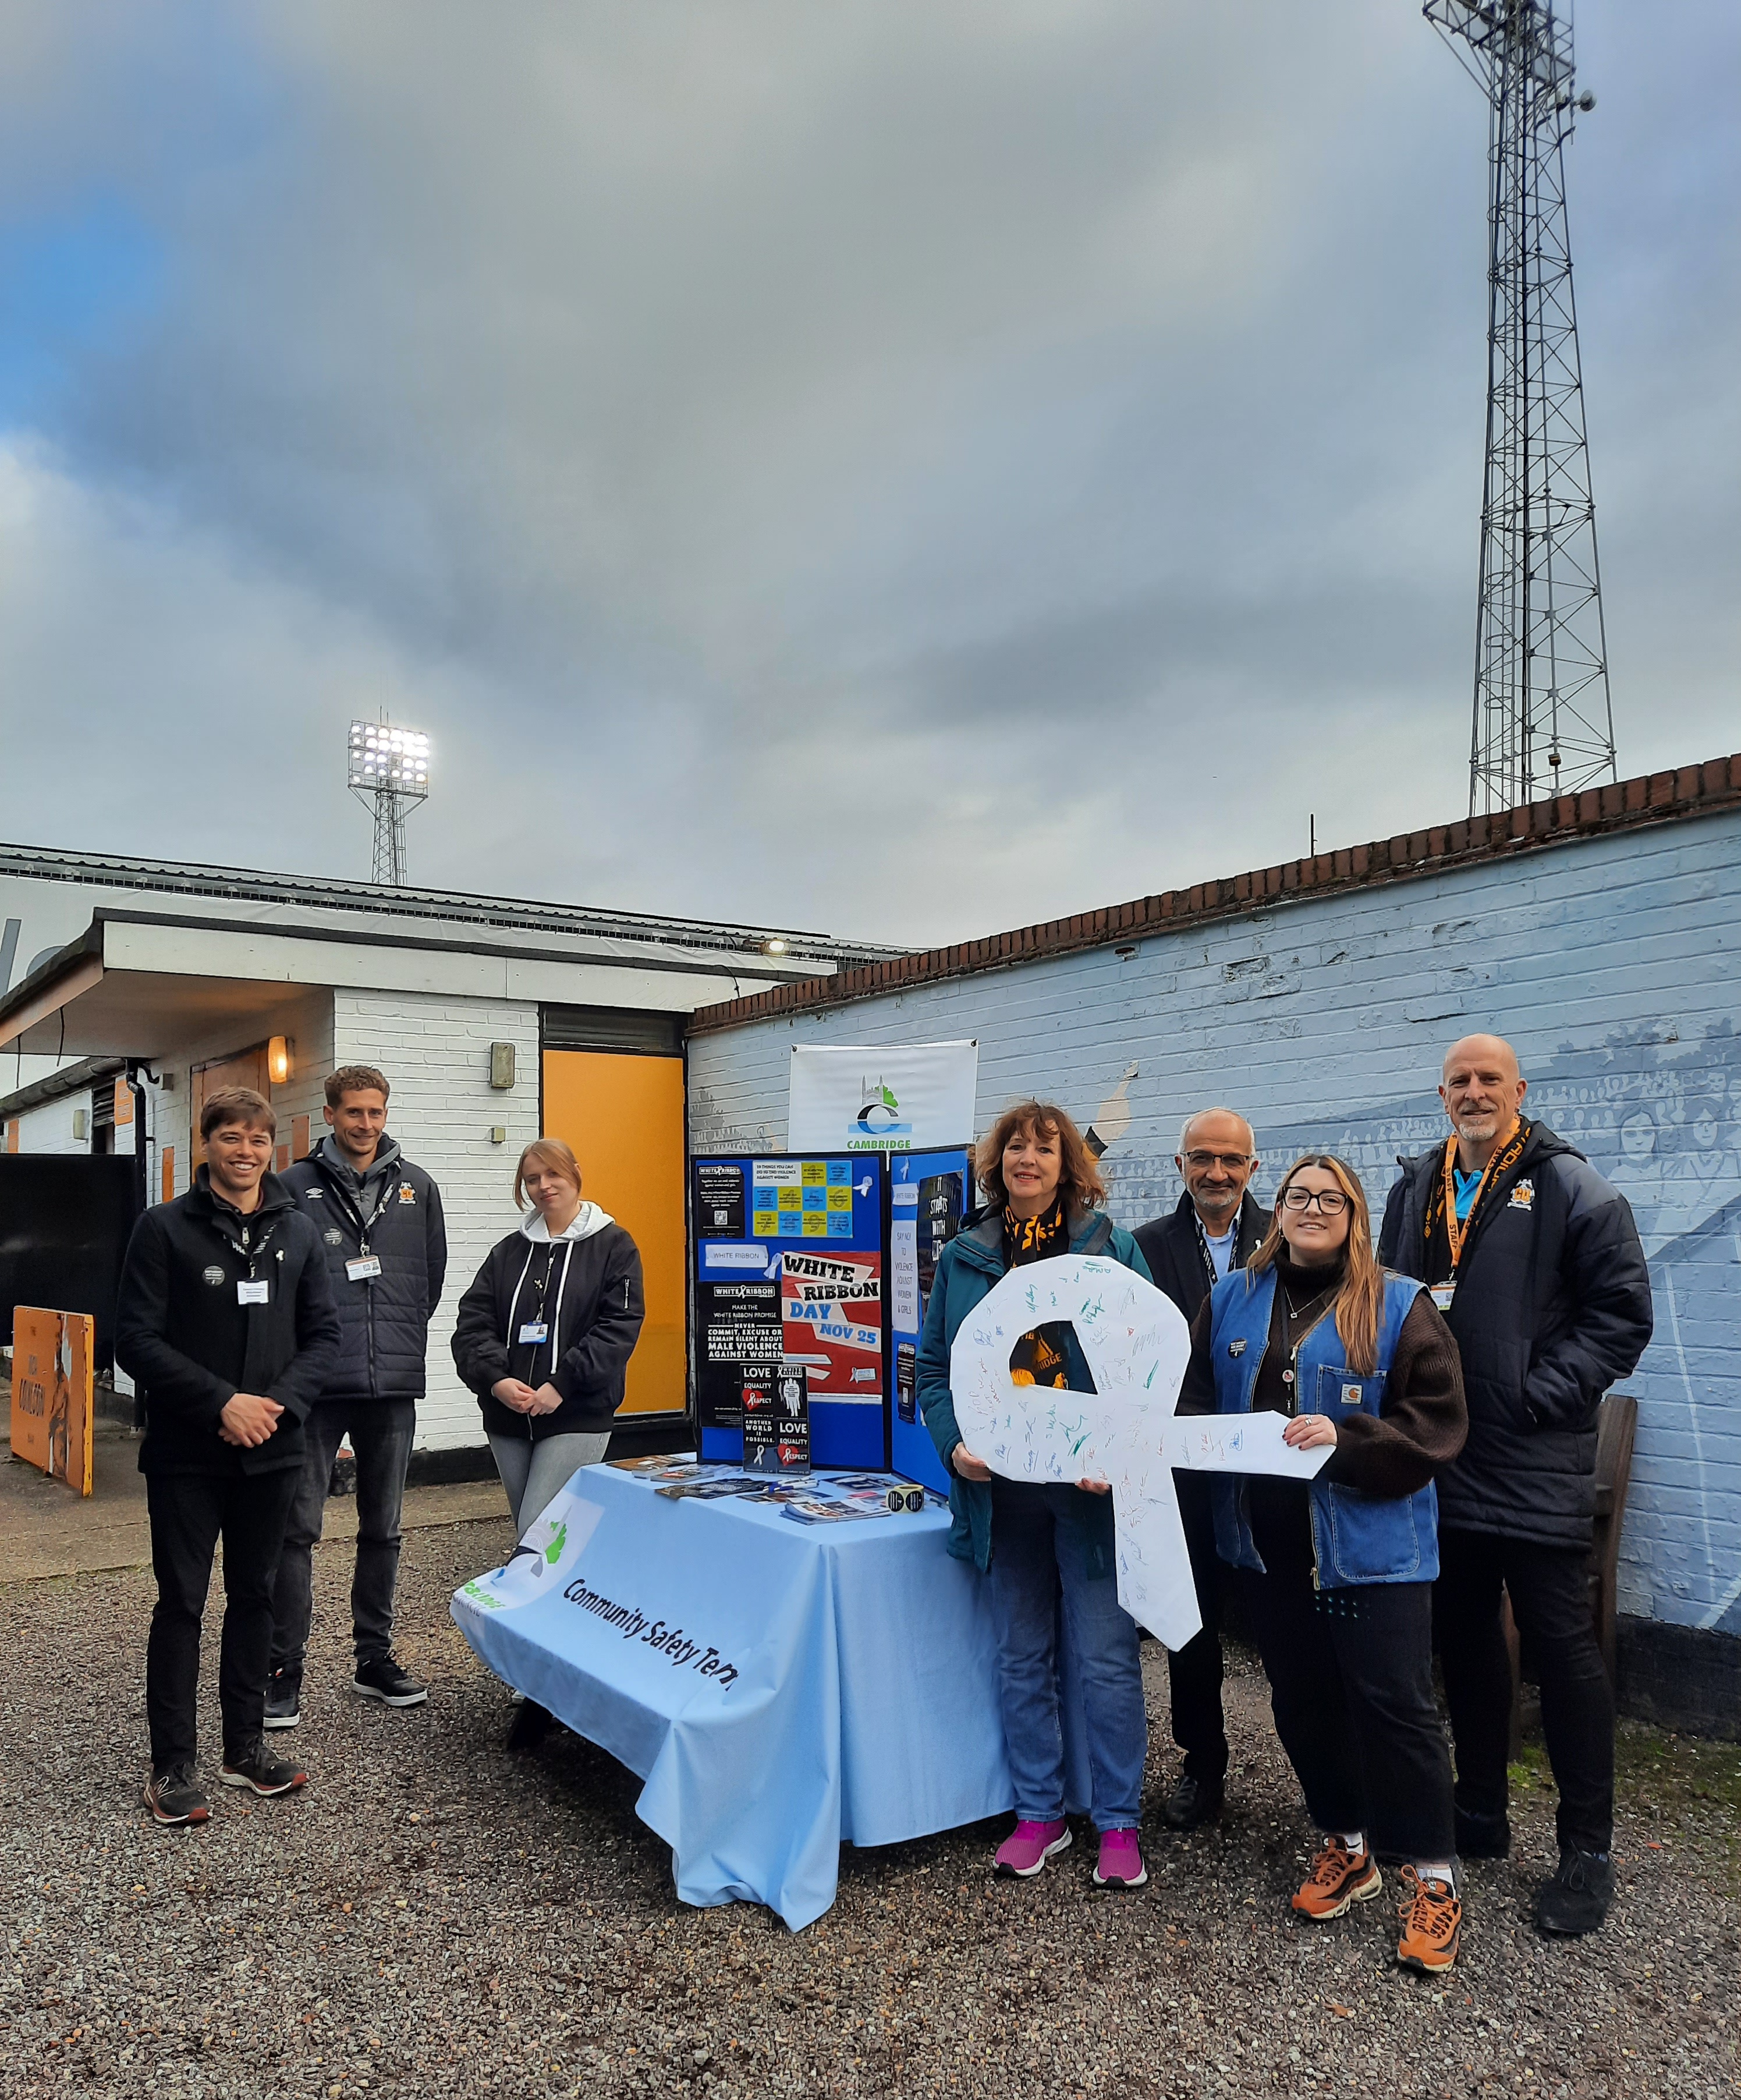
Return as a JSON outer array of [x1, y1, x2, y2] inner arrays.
[[489, 1043, 516, 1090], [268, 1035, 294, 1086]]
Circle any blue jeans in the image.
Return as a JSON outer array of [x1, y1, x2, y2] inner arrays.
[[987, 1478, 1148, 1829], [270, 1399, 416, 1671]]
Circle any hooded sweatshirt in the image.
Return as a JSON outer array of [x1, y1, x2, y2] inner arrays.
[[451, 1203, 646, 1439]]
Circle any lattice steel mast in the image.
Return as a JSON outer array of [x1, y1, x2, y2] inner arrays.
[[348, 718, 431, 886], [1427, 0, 1618, 815]]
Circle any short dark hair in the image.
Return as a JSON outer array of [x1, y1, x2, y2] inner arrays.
[[325, 1065, 390, 1107], [200, 1087, 277, 1141]]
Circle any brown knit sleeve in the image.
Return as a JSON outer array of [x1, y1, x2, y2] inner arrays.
[[1175, 1299, 1217, 1415], [1324, 1291, 1467, 1497]]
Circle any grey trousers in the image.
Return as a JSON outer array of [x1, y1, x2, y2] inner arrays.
[[489, 1430, 611, 1535]]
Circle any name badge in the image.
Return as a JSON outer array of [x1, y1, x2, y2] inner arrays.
[[346, 1255, 384, 1283], [237, 1280, 270, 1306], [518, 1322, 549, 1345], [1430, 1283, 1456, 1312]]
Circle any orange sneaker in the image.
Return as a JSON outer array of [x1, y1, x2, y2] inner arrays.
[[1292, 1839, 1382, 1920], [1395, 1867, 1462, 1973]]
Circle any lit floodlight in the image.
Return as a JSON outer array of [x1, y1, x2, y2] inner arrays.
[[348, 717, 432, 885]]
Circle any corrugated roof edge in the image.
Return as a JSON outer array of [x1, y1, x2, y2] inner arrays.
[[687, 753, 1741, 1037], [0, 842, 902, 966]]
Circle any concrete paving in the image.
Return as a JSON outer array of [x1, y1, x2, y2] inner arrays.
[[0, 1417, 507, 1582]]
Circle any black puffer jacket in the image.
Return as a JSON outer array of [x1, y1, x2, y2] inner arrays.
[[281, 1135, 447, 1403], [451, 1206, 644, 1439], [116, 1168, 341, 1477], [1377, 1121, 1652, 1546]]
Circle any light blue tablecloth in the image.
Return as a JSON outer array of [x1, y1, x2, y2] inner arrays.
[[451, 1466, 1018, 1929]]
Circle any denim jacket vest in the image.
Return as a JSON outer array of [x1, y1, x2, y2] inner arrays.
[[1207, 1268, 1439, 1586]]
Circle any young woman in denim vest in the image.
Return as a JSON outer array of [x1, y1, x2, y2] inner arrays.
[[1178, 1153, 1470, 1972], [917, 1102, 1155, 1890]]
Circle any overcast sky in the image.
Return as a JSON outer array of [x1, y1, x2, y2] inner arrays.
[[0, 2, 1735, 947]]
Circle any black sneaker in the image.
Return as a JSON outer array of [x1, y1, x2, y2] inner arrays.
[[1455, 1805, 1512, 1859], [263, 1667, 302, 1731], [351, 1656, 428, 1708], [1536, 1846, 1614, 1937], [218, 1739, 309, 1797], [1158, 1774, 1225, 1831], [144, 1765, 211, 1826]]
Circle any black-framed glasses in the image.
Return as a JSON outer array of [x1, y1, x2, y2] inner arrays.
[[1182, 1150, 1253, 1172], [1281, 1186, 1348, 1215]]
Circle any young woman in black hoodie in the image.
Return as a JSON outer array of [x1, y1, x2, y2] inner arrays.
[[452, 1138, 645, 1534]]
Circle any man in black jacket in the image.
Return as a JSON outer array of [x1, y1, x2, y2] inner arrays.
[[267, 1065, 448, 1726], [1133, 1107, 1269, 1831], [116, 1086, 341, 1826], [1378, 1034, 1653, 1937]]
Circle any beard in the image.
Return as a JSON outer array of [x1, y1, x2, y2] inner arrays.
[[1453, 1106, 1503, 1138]]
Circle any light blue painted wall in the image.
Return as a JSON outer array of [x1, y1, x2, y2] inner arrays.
[[689, 808, 1741, 1638]]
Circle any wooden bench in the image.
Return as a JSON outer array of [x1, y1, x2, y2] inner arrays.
[[1501, 1391, 1638, 1757]]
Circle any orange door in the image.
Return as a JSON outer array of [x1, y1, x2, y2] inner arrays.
[[541, 1049, 687, 1417]]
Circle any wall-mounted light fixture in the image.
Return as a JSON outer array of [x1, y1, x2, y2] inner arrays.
[[268, 1035, 294, 1086], [489, 1043, 516, 1090], [760, 937, 789, 957], [72, 1108, 88, 1142]]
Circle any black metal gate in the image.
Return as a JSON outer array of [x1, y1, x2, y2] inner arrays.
[[0, 1156, 141, 1372]]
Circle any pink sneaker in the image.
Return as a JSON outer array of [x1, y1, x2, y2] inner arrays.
[[994, 1818, 1073, 1878], [1092, 1828, 1148, 1889]]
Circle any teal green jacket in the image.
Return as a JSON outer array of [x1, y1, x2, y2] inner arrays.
[[916, 1206, 1153, 1571]]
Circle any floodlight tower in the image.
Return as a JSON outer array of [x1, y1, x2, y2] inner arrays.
[[1426, 0, 1618, 816], [348, 719, 431, 886]]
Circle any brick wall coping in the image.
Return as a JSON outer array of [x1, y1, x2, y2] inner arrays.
[[687, 752, 1741, 1037]]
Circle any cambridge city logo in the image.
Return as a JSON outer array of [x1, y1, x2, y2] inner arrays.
[[850, 1078, 913, 1151], [455, 1488, 603, 1615]]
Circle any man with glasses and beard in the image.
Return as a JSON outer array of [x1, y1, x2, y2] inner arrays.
[[1378, 1034, 1652, 1937], [1134, 1109, 1268, 1831]]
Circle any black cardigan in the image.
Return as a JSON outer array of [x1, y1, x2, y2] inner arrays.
[[451, 1221, 645, 1439]]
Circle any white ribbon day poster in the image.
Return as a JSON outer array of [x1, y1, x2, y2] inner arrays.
[[951, 1254, 1330, 1649], [788, 1042, 978, 1154]]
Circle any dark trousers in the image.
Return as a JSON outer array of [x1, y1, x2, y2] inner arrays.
[[271, 1398, 416, 1673], [1434, 1527, 1614, 1854], [146, 1465, 300, 1770], [1166, 1471, 1228, 1783], [1240, 1568, 1455, 1864]]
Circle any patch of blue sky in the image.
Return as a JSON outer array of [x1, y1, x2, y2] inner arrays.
[[0, 196, 165, 428]]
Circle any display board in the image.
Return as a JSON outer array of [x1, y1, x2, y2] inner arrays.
[[10, 1306, 94, 1496], [888, 1146, 972, 1494], [693, 1153, 888, 1469]]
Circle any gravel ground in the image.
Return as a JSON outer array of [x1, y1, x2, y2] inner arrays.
[[2, 1515, 1735, 2100]]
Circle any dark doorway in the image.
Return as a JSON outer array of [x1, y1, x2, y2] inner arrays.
[[0, 1156, 141, 1373]]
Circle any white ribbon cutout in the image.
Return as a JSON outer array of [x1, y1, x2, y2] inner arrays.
[[950, 1253, 1331, 1647]]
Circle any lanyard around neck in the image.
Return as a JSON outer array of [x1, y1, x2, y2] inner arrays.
[[1441, 1119, 1516, 1274]]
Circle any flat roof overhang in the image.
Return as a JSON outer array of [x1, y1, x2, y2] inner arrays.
[[0, 909, 812, 1061]]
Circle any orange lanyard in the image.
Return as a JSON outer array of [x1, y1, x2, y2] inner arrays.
[[1441, 1118, 1516, 1275]]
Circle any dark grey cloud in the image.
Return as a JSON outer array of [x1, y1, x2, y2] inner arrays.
[[0, 1, 1735, 944]]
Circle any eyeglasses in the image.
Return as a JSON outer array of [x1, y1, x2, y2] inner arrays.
[[1281, 1186, 1348, 1215], [1182, 1151, 1253, 1172]]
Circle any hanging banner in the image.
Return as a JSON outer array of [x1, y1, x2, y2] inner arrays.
[[788, 1042, 978, 1155]]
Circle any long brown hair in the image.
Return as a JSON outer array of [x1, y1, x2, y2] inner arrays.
[[975, 1100, 1107, 1214], [1248, 1153, 1382, 1375]]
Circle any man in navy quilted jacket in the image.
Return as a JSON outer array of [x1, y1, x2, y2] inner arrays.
[[267, 1065, 448, 1726]]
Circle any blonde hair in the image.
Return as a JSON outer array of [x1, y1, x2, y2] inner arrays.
[[1247, 1153, 1382, 1376], [513, 1137, 582, 1209]]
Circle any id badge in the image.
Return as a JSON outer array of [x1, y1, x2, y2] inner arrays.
[[517, 1322, 549, 1345], [1430, 1282, 1456, 1312], [237, 1280, 270, 1306], [346, 1255, 384, 1283]]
